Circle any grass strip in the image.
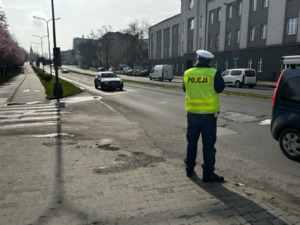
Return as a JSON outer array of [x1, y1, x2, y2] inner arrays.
[[32, 66, 83, 99]]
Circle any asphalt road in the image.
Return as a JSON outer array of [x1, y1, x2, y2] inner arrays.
[[58, 70, 300, 207]]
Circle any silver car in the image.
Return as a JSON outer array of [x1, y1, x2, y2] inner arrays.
[[222, 68, 257, 88]]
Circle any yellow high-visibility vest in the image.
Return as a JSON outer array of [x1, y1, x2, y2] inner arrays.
[[183, 67, 220, 114]]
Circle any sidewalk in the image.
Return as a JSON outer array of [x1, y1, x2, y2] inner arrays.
[[0, 65, 299, 225], [9, 63, 47, 104]]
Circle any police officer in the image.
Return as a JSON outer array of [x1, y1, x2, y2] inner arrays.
[[182, 50, 225, 182]]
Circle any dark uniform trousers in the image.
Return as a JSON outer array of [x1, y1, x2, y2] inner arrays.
[[184, 112, 217, 175]]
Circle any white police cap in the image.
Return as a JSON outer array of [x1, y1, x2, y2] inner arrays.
[[196, 50, 214, 59]]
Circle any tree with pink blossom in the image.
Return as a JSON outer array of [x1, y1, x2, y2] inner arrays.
[[0, 8, 28, 76]]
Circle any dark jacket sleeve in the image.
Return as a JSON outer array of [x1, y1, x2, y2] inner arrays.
[[214, 69, 225, 93]]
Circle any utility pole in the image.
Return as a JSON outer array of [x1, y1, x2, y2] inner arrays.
[[51, 0, 63, 97]]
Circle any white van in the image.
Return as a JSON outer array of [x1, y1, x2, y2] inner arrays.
[[221, 68, 257, 88], [149, 65, 173, 82], [281, 55, 300, 69]]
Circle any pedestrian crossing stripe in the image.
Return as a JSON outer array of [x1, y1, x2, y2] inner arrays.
[[0, 103, 66, 130]]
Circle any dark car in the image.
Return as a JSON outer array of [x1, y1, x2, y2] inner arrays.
[[138, 70, 149, 77], [133, 70, 141, 76], [125, 69, 134, 76], [94, 72, 123, 91], [271, 56, 300, 161]]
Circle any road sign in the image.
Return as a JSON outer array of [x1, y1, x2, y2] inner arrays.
[[232, 51, 239, 59]]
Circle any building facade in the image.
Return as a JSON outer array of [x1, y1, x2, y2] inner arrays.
[[149, 0, 300, 80]]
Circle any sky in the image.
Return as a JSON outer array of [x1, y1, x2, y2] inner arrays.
[[0, 0, 181, 53]]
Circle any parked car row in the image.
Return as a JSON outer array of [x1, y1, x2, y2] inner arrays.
[[124, 69, 149, 77]]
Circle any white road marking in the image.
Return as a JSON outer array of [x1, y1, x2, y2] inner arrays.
[[0, 102, 62, 130], [23, 133, 74, 138], [259, 119, 271, 125], [61, 96, 102, 103]]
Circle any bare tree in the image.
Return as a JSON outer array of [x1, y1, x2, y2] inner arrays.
[[77, 38, 99, 68], [122, 19, 150, 68]]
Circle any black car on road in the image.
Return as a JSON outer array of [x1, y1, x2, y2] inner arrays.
[[94, 72, 123, 91], [271, 55, 300, 161]]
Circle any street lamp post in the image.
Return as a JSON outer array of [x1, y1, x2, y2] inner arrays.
[[33, 34, 48, 71], [51, 0, 63, 97], [33, 16, 61, 75]]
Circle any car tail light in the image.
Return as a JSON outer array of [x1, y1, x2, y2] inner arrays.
[[272, 70, 284, 106]]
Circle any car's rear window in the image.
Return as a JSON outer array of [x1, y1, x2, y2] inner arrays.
[[245, 70, 256, 77], [280, 76, 300, 104]]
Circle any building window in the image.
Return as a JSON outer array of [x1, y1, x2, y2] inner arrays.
[[216, 34, 220, 47], [238, 2, 242, 16], [261, 24, 267, 39], [189, 18, 195, 30], [228, 6, 233, 19], [236, 30, 240, 43], [210, 12, 214, 24], [251, 0, 257, 11], [248, 59, 253, 69], [257, 58, 263, 72], [227, 32, 231, 45], [209, 36, 213, 48], [287, 17, 298, 36], [263, 0, 269, 8], [200, 16, 204, 27], [218, 9, 221, 22], [250, 27, 255, 41]]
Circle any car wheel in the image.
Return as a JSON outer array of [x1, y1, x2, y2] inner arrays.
[[279, 128, 300, 161], [235, 81, 241, 88], [249, 85, 254, 88], [149, 76, 152, 80], [94, 82, 98, 89]]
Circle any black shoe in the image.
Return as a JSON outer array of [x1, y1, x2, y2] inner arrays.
[[186, 169, 194, 178], [202, 173, 224, 182]]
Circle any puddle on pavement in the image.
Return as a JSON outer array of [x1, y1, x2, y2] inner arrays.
[[96, 143, 120, 151], [93, 151, 165, 174]]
